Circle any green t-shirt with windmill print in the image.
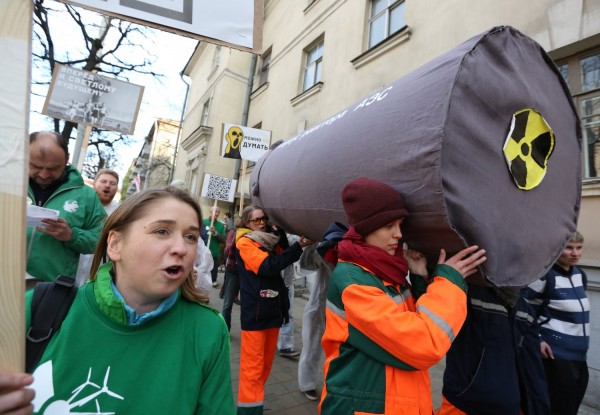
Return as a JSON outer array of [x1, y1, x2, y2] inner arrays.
[[25, 265, 235, 415]]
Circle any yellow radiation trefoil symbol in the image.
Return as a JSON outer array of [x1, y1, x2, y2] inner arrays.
[[503, 108, 555, 190]]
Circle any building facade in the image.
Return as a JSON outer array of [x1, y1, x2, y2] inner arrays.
[[173, 0, 600, 407], [171, 43, 254, 215], [125, 118, 179, 195]]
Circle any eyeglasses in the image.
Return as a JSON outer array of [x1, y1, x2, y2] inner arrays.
[[249, 216, 268, 225]]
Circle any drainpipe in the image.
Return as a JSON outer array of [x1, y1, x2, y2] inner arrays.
[[169, 71, 191, 184], [233, 54, 258, 213]]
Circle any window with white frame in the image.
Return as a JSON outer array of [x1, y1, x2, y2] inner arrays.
[[190, 168, 199, 196], [368, 0, 406, 49], [303, 39, 324, 91], [557, 63, 569, 85], [201, 99, 211, 126], [259, 49, 271, 87], [581, 53, 600, 92], [581, 96, 600, 178], [212, 46, 222, 70], [558, 50, 600, 179]]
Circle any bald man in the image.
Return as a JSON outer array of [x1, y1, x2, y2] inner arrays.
[[27, 131, 107, 284]]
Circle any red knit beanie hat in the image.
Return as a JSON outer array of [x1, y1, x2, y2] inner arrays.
[[341, 177, 409, 236]]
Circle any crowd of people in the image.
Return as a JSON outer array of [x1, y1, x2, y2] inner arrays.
[[0, 131, 591, 415]]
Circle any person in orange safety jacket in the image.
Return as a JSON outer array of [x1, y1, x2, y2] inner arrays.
[[235, 206, 313, 415], [319, 177, 487, 415]]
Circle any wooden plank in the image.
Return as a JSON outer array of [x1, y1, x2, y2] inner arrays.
[[0, 0, 32, 371]]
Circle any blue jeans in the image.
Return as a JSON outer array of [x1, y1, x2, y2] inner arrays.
[[221, 267, 240, 330]]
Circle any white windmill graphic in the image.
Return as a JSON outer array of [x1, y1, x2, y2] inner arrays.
[[32, 361, 124, 414]]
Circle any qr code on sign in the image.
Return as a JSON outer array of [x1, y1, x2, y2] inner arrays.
[[205, 175, 233, 201]]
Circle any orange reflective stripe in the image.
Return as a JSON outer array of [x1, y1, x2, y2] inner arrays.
[[415, 277, 468, 340], [341, 281, 465, 370]]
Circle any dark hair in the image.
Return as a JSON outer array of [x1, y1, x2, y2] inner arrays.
[[238, 205, 265, 228], [95, 168, 119, 182], [29, 131, 69, 158], [90, 186, 208, 303]]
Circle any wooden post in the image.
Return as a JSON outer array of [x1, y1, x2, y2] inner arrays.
[[73, 124, 93, 171], [238, 160, 248, 217], [206, 198, 218, 247], [0, 0, 32, 371]]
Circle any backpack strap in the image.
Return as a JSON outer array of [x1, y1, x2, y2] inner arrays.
[[26, 275, 77, 373]]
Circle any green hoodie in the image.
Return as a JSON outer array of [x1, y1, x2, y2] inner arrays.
[[27, 165, 107, 282]]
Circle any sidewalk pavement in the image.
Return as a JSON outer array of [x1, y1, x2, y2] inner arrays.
[[209, 270, 599, 414]]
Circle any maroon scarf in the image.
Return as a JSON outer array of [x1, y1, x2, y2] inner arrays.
[[337, 227, 409, 286]]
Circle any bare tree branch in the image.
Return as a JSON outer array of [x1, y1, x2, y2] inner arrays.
[[32, 0, 164, 175]]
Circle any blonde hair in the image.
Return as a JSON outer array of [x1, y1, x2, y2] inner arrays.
[[90, 186, 209, 303], [570, 230, 584, 243]]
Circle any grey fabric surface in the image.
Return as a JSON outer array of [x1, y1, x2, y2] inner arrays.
[[250, 26, 581, 287]]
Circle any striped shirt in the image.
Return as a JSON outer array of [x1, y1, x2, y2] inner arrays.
[[524, 264, 590, 361]]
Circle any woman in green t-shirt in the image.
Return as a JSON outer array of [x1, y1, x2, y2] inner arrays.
[[2, 186, 235, 415]]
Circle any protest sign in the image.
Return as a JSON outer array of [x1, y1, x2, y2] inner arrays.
[[43, 64, 144, 135], [201, 173, 237, 203], [220, 123, 272, 163], [59, 0, 263, 53], [201, 173, 237, 246]]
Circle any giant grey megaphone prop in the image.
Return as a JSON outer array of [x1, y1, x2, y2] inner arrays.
[[251, 26, 581, 287]]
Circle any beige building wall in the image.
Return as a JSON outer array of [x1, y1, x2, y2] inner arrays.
[[172, 42, 253, 217], [253, 7, 600, 248], [250, 1, 600, 251], [251, 0, 598, 137], [175, 0, 600, 407]]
